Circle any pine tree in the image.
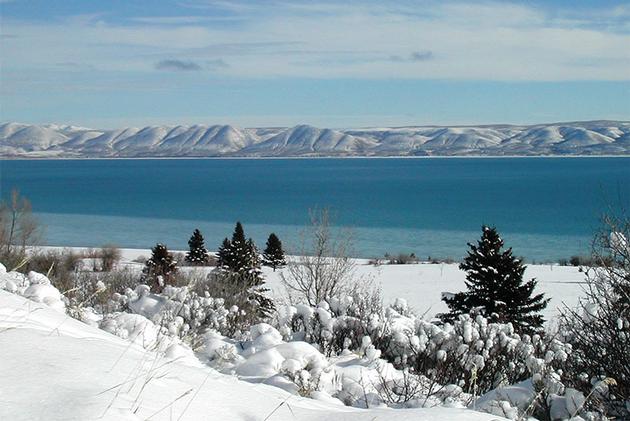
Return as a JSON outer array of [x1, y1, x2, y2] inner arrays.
[[228, 221, 248, 271], [143, 243, 178, 293], [241, 238, 275, 318], [232, 221, 246, 244], [440, 226, 549, 333], [185, 228, 209, 265], [216, 237, 232, 267], [215, 222, 275, 320], [263, 233, 285, 271]]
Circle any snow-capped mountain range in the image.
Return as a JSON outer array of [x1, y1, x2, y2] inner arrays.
[[1, 120, 629, 157]]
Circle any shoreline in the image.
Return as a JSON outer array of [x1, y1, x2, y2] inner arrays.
[[37, 244, 580, 267], [3, 154, 630, 161]]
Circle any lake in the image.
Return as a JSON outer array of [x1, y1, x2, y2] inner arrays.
[[1, 157, 629, 261]]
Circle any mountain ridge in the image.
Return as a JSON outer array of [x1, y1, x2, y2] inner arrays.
[[1, 120, 629, 157]]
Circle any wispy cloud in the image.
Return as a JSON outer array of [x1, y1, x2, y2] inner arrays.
[[205, 59, 229, 69], [154, 58, 228, 71], [56, 61, 96, 70], [410, 51, 433, 62], [2, 1, 630, 81], [132, 15, 243, 25], [390, 51, 434, 62], [155, 59, 203, 71]]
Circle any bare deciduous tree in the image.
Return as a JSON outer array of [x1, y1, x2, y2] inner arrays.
[[0, 189, 41, 255], [281, 208, 360, 306]]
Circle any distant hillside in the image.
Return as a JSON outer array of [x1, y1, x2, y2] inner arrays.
[[1, 121, 629, 157]]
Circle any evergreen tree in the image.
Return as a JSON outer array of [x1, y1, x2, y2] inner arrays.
[[215, 222, 275, 320], [440, 226, 549, 333], [232, 221, 246, 244], [263, 233, 285, 271], [185, 228, 209, 265], [143, 243, 178, 293], [216, 237, 232, 267], [228, 221, 248, 271]]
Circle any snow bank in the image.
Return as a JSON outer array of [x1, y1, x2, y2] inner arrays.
[[0, 264, 66, 312], [475, 380, 534, 419], [0, 264, 572, 419], [0, 289, 506, 420], [237, 340, 328, 378]]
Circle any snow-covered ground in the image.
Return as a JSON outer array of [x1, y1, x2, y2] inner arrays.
[[50, 246, 586, 320], [0, 281, 505, 421], [0, 245, 594, 420]]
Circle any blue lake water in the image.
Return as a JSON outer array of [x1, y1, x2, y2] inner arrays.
[[1, 157, 629, 261]]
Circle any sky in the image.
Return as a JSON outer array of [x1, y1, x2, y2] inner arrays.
[[1, 0, 629, 128]]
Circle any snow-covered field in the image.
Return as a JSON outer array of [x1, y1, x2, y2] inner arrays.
[[266, 261, 585, 321], [56, 246, 586, 320]]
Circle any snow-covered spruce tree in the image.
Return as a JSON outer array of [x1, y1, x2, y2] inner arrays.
[[263, 233, 286, 271], [213, 223, 274, 328], [440, 226, 549, 334], [185, 228, 209, 265], [142, 243, 178, 293], [216, 237, 232, 267], [560, 214, 630, 417], [226, 221, 249, 272]]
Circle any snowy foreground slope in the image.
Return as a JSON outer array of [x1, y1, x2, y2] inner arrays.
[[2, 120, 629, 157], [0, 288, 504, 420], [0, 290, 503, 421]]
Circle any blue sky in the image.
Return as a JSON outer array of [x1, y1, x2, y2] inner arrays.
[[1, 0, 629, 128]]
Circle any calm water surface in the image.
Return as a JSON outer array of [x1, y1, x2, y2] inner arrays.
[[1, 157, 629, 261]]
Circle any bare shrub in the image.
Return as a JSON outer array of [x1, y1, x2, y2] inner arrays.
[[24, 249, 83, 293], [560, 213, 630, 418], [133, 255, 147, 264], [99, 245, 121, 272], [368, 257, 385, 266], [281, 208, 361, 306], [385, 253, 418, 264], [376, 368, 460, 407]]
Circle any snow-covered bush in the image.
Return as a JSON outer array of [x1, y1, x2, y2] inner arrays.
[[108, 284, 239, 345], [277, 288, 383, 357], [0, 264, 66, 313], [275, 293, 594, 418], [279, 295, 548, 395], [559, 216, 630, 418]]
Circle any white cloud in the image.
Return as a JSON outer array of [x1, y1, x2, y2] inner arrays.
[[1, 1, 629, 81]]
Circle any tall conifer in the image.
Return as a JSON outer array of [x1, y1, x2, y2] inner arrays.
[[215, 222, 275, 319], [441, 226, 549, 333], [263, 233, 285, 271], [185, 228, 209, 265]]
